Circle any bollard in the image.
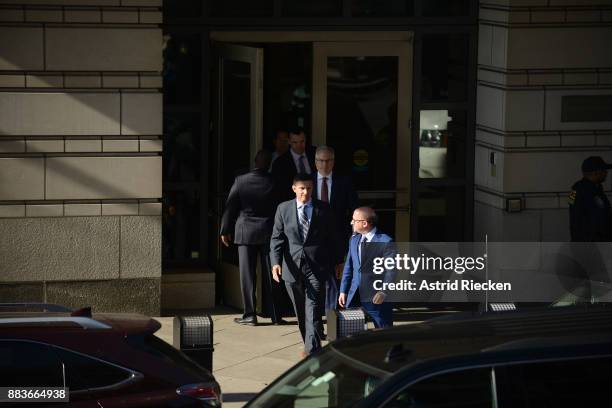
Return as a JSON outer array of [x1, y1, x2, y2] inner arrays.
[[173, 315, 214, 372], [326, 308, 367, 341]]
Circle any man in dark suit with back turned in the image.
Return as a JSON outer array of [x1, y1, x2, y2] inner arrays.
[[270, 128, 316, 202], [270, 173, 344, 356], [220, 150, 285, 326], [311, 145, 358, 313]]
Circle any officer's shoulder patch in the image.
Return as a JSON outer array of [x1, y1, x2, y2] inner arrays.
[[568, 190, 576, 205]]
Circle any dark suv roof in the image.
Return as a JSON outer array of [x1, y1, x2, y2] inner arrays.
[[330, 306, 612, 374]]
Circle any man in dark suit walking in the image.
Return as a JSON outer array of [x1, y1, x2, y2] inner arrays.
[[270, 128, 316, 202], [220, 150, 285, 326], [270, 173, 344, 356], [311, 145, 358, 313]]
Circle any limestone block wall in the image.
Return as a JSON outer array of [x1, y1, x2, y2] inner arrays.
[[0, 0, 162, 315], [476, 0, 612, 242]]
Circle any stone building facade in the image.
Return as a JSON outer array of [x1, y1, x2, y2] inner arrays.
[[0, 0, 163, 315], [0, 0, 609, 313], [475, 0, 612, 241]]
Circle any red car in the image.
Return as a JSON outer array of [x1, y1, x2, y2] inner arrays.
[[0, 303, 221, 407]]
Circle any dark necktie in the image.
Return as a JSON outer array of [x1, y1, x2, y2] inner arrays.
[[359, 236, 368, 262], [321, 177, 329, 202], [299, 205, 309, 242], [298, 155, 307, 174]]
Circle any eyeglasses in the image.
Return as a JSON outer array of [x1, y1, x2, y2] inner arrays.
[[315, 158, 334, 163], [350, 219, 366, 224]]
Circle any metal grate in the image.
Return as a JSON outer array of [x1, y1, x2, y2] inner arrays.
[[338, 308, 367, 338], [180, 316, 213, 346], [489, 303, 517, 312]]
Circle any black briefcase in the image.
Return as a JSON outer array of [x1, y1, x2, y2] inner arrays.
[[326, 308, 367, 341]]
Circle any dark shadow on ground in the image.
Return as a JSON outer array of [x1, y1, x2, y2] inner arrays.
[[161, 305, 241, 317], [222, 392, 258, 403]]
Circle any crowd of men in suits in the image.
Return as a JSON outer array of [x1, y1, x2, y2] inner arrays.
[[220, 127, 393, 357]]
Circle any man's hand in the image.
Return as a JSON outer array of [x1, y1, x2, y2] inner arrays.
[[272, 264, 282, 283], [338, 293, 347, 308], [372, 291, 386, 305], [335, 263, 344, 280], [220, 234, 232, 247]]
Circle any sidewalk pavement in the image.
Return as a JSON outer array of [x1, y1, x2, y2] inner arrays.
[[154, 307, 442, 407], [154, 307, 308, 408]]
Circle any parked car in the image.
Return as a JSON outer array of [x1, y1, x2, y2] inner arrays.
[[0, 303, 221, 407], [247, 305, 612, 407]]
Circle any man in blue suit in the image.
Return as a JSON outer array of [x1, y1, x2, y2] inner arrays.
[[338, 207, 393, 328]]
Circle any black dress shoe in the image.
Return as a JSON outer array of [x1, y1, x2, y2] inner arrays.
[[272, 319, 289, 325], [234, 316, 257, 326]]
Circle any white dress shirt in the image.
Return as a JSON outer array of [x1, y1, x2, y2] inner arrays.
[[359, 227, 377, 260]]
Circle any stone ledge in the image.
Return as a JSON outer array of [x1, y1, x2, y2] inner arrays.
[[0, 201, 161, 218], [162, 272, 216, 310], [0, 278, 159, 315]]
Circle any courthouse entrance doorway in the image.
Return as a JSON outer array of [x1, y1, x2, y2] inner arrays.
[[210, 32, 413, 309]]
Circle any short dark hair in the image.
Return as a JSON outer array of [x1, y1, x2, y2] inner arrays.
[[254, 149, 272, 169], [274, 129, 288, 139], [292, 173, 313, 185], [288, 127, 305, 136]]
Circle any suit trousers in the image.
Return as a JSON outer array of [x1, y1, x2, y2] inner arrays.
[[238, 244, 283, 322], [348, 290, 393, 329], [284, 260, 325, 354]]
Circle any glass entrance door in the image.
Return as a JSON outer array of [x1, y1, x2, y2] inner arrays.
[[312, 41, 413, 240], [211, 43, 263, 307]]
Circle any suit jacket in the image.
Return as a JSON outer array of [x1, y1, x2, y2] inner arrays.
[[270, 147, 316, 202], [340, 231, 393, 307], [270, 199, 343, 283], [312, 173, 358, 251], [220, 169, 279, 245]]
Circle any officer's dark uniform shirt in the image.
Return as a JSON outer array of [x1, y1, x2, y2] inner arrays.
[[569, 178, 612, 242]]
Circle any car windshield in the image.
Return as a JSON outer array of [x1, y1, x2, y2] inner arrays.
[[248, 345, 391, 408]]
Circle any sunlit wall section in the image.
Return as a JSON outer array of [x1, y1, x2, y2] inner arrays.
[[0, 0, 163, 314], [475, 0, 612, 242]]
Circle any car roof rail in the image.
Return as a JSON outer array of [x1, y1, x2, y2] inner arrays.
[[0, 303, 72, 313], [0, 316, 111, 330]]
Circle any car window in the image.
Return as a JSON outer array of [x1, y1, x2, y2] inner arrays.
[[127, 333, 209, 377], [0, 340, 64, 387], [495, 356, 612, 408], [52, 346, 133, 391], [249, 348, 390, 408], [384, 368, 492, 408]]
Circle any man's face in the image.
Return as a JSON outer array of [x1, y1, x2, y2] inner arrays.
[[587, 169, 608, 184], [351, 210, 368, 234], [289, 132, 306, 155], [273, 131, 289, 154], [292, 180, 313, 203], [315, 150, 335, 176], [597, 170, 608, 184]]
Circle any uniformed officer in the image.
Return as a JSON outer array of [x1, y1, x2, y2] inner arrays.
[[569, 156, 612, 242]]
